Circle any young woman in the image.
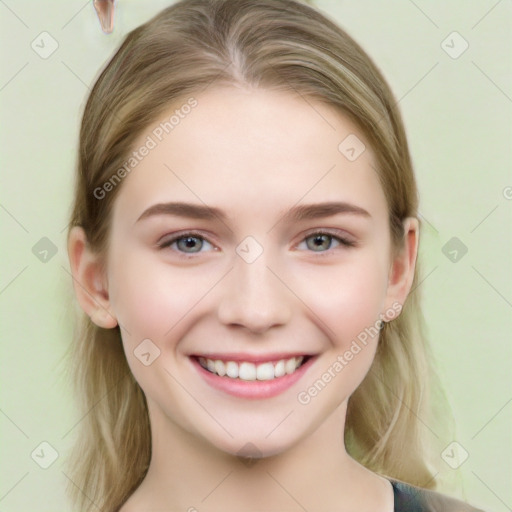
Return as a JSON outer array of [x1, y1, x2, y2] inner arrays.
[[65, 1, 485, 510]]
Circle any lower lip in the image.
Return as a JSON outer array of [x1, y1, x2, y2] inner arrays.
[[190, 356, 316, 399]]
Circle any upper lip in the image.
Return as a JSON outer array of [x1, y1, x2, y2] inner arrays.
[[190, 352, 315, 364]]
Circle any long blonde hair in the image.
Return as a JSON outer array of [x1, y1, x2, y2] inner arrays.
[[64, 1, 452, 510]]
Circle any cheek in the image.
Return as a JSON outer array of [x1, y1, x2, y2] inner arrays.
[[107, 251, 216, 345], [292, 251, 389, 346], [291, 252, 389, 410]]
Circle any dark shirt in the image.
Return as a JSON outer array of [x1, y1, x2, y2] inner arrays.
[[390, 479, 486, 511]]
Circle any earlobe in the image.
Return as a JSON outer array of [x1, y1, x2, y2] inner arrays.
[[382, 217, 419, 321], [67, 226, 118, 329]]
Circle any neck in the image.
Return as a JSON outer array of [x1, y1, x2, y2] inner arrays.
[[125, 399, 393, 512]]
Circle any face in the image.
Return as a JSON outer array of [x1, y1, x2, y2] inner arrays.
[[89, 86, 415, 457]]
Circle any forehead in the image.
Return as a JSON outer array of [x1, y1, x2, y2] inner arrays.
[[111, 86, 387, 226]]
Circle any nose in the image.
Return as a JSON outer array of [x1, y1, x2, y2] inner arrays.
[[217, 250, 292, 334]]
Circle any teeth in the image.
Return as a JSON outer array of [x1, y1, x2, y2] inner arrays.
[[239, 362, 257, 381], [256, 362, 274, 380], [274, 360, 285, 378], [226, 361, 238, 378], [214, 360, 226, 377], [198, 355, 305, 380], [285, 357, 297, 374]]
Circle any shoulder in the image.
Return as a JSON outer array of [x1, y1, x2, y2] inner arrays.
[[389, 479, 486, 512]]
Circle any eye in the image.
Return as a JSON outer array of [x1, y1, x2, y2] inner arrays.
[[157, 229, 355, 257], [298, 231, 356, 253], [158, 232, 215, 255]]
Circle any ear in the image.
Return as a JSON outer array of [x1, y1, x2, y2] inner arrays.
[[67, 226, 118, 329], [382, 217, 419, 320]]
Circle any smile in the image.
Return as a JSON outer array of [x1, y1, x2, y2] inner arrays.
[[190, 353, 315, 399], [197, 355, 306, 381]]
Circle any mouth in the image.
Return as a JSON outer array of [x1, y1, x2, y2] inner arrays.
[[195, 354, 311, 381], [189, 353, 316, 399]]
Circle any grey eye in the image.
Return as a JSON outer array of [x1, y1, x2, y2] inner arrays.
[[305, 234, 335, 251], [176, 236, 204, 253]]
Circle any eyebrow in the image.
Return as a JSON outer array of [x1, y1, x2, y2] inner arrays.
[[135, 201, 371, 224]]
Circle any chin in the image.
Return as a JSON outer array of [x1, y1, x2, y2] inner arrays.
[[204, 429, 299, 461]]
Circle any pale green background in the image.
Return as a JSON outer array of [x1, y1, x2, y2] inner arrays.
[[0, 1, 510, 510]]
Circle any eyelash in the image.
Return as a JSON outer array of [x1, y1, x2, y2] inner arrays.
[[157, 229, 356, 258]]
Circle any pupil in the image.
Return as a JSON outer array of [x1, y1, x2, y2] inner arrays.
[[180, 237, 201, 252], [310, 234, 330, 251]]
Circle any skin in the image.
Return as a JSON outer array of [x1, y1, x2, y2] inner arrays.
[[68, 85, 418, 511]]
